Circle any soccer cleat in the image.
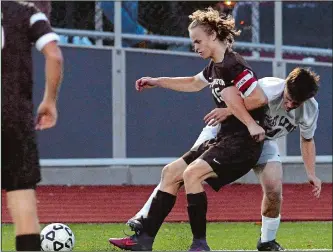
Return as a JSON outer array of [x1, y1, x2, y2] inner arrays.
[[188, 239, 211, 251], [126, 216, 144, 234], [109, 231, 153, 251], [257, 238, 285, 251]]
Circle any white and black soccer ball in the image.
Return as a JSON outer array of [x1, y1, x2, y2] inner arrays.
[[40, 223, 75, 251]]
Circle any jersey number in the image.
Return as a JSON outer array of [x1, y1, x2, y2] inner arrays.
[[1, 26, 4, 49], [212, 87, 223, 103]]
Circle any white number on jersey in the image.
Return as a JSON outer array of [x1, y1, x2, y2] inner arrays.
[[1, 26, 4, 49]]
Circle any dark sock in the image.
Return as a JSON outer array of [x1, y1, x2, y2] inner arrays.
[[16, 234, 41, 251], [143, 190, 176, 238], [187, 192, 208, 240]]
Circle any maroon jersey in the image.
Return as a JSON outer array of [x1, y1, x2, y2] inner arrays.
[[1, 1, 59, 126], [198, 48, 267, 132]]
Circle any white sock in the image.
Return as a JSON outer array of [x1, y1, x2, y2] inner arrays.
[[133, 183, 161, 219], [261, 215, 281, 242]]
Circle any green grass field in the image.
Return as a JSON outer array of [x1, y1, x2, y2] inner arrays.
[[1, 222, 332, 251]]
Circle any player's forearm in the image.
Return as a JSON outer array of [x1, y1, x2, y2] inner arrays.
[[156, 77, 204, 92], [223, 86, 267, 116], [222, 86, 259, 127], [243, 86, 268, 111], [43, 48, 63, 102], [301, 136, 316, 177]]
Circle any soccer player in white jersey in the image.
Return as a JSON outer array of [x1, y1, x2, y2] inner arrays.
[[124, 67, 321, 251]]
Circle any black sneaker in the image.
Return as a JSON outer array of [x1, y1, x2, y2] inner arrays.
[[189, 238, 211, 251], [126, 216, 144, 234], [257, 238, 285, 251]]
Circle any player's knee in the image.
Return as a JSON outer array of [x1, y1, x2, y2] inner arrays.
[[183, 165, 200, 184], [161, 164, 181, 185]]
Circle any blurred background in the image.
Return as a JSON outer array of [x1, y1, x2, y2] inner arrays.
[[1, 3, 332, 250], [28, 1, 332, 185]]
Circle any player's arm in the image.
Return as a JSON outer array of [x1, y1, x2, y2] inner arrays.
[[299, 103, 321, 197], [156, 74, 208, 92], [136, 74, 208, 92], [136, 63, 212, 92], [222, 86, 260, 127], [27, 8, 63, 101], [301, 136, 317, 178], [41, 41, 63, 102], [300, 136, 321, 198], [221, 69, 265, 140], [27, 7, 63, 102], [243, 85, 268, 110]]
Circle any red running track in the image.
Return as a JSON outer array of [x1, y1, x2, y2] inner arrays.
[[2, 184, 332, 223]]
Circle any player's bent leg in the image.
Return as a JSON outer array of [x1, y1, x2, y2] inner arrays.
[[110, 158, 188, 251], [6, 189, 41, 251], [254, 161, 284, 251], [183, 159, 216, 251], [126, 158, 187, 232]]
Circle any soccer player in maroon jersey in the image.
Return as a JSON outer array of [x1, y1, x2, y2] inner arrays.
[[2, 2, 63, 250], [109, 7, 268, 251]]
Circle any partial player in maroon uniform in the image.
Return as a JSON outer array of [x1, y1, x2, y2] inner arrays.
[[2, 2, 63, 251]]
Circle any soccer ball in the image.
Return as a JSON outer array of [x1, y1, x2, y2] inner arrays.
[[40, 223, 75, 251]]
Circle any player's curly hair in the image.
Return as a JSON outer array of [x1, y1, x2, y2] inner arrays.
[[286, 67, 320, 102], [188, 7, 241, 45]]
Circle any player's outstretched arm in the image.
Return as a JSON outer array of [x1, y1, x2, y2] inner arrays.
[[135, 74, 208, 92]]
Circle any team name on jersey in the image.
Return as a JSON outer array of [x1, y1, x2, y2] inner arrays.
[[265, 114, 297, 139], [209, 78, 225, 87]]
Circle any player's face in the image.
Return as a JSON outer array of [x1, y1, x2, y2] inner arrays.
[[189, 26, 215, 59], [283, 88, 303, 112]]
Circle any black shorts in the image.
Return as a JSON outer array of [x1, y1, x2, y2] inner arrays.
[[182, 130, 263, 192], [2, 124, 41, 192]]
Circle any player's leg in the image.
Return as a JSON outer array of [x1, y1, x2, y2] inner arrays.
[[6, 189, 41, 251], [109, 158, 188, 251], [253, 140, 284, 251], [183, 159, 217, 251], [2, 129, 42, 251], [128, 182, 161, 222], [183, 132, 264, 251], [127, 125, 218, 224]]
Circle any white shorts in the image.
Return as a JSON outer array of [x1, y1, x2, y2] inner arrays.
[[256, 139, 281, 165]]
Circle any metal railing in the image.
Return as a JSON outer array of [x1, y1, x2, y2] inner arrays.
[[40, 155, 333, 167], [53, 28, 332, 57]]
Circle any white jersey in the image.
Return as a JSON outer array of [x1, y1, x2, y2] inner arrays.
[[191, 77, 319, 150], [260, 77, 319, 140]]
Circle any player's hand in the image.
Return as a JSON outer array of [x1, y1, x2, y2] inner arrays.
[[308, 174, 322, 198], [204, 108, 232, 126], [247, 122, 265, 142], [135, 77, 158, 92], [35, 100, 58, 130]]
